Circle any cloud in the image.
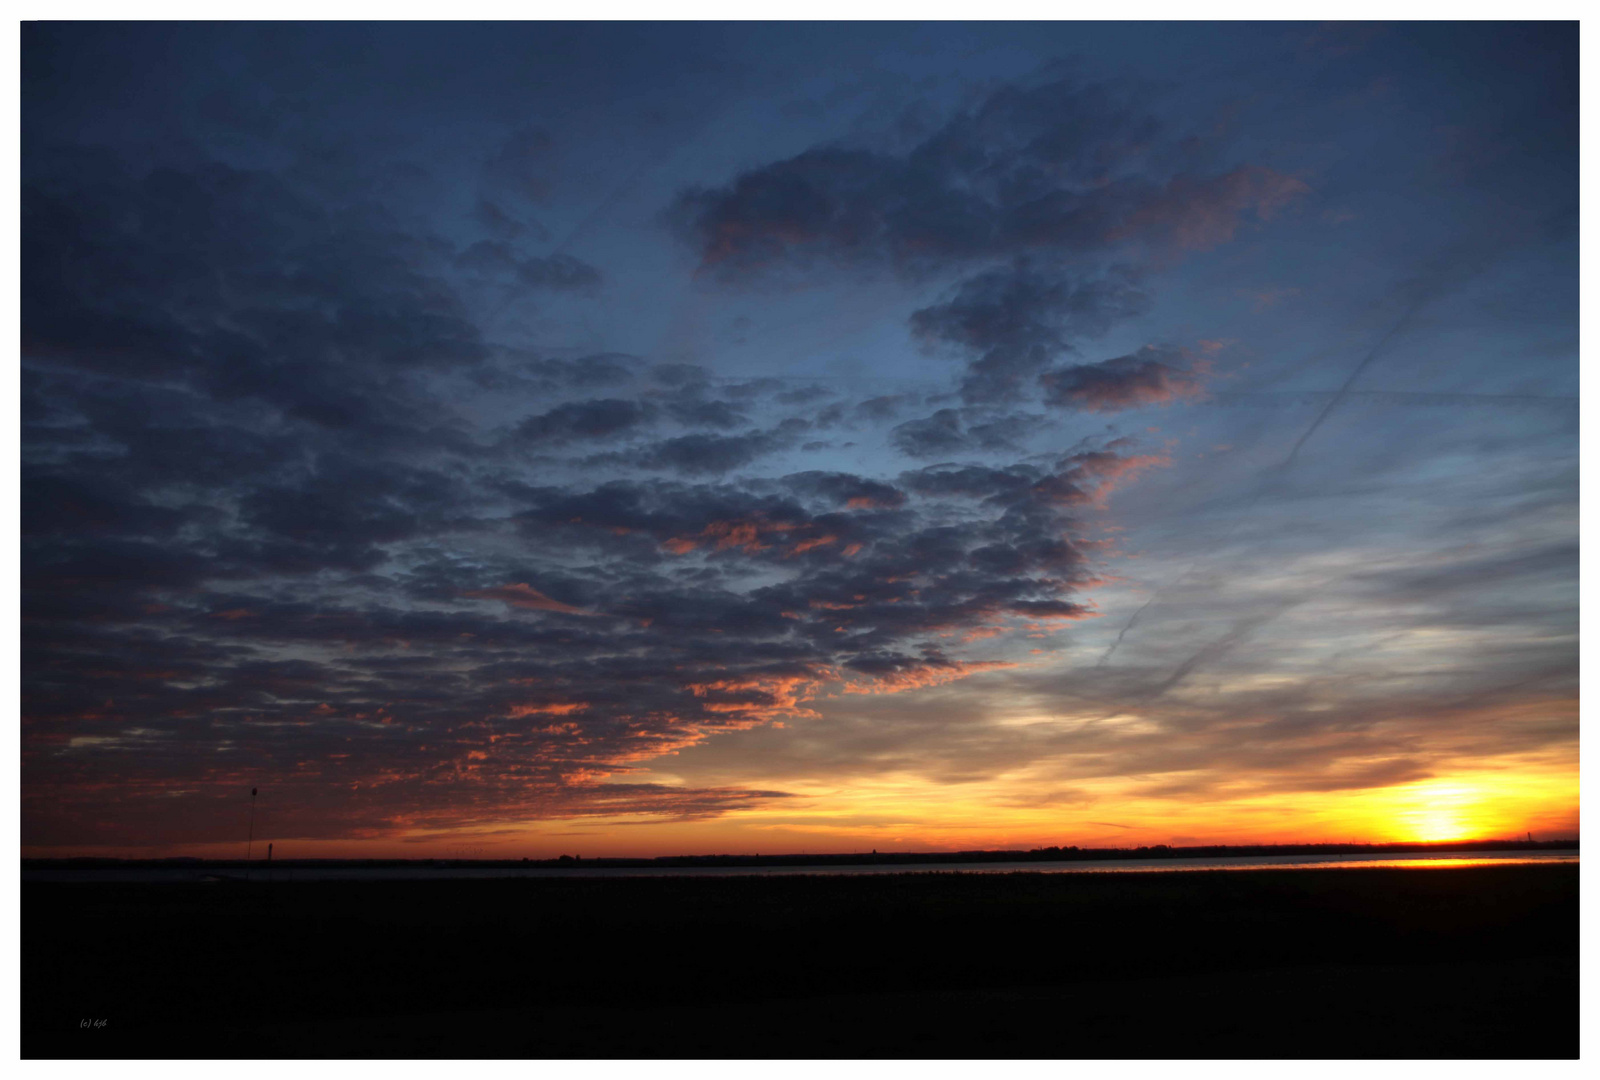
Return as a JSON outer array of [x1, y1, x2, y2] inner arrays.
[[781, 471, 907, 510], [17, 69, 1252, 851], [1114, 166, 1310, 252], [1039, 345, 1208, 412], [24, 152, 491, 436], [518, 398, 655, 442], [672, 74, 1305, 274], [899, 463, 1040, 502], [855, 394, 912, 421], [664, 396, 748, 430], [910, 260, 1149, 403], [463, 583, 591, 615], [888, 407, 1045, 458], [670, 72, 1300, 414], [841, 656, 1021, 694], [890, 408, 970, 458], [23, 266, 1172, 846], [615, 428, 799, 475], [674, 77, 1151, 274], [472, 197, 547, 241]]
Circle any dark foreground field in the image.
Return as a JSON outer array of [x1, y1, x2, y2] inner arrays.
[[25, 864, 1576, 1058]]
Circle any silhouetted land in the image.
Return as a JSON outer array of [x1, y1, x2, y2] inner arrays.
[[24, 864, 1576, 1058], [22, 836, 1576, 873]]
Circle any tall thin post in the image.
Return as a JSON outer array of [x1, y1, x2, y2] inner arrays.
[[246, 787, 258, 880]]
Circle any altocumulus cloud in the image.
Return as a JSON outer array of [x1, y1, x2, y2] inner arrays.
[[23, 35, 1340, 851], [672, 71, 1306, 417]]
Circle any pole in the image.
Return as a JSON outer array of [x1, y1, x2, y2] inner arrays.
[[246, 787, 257, 880]]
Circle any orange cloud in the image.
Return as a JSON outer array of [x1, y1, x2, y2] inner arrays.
[[508, 702, 589, 718], [1123, 165, 1310, 252], [663, 517, 833, 556], [787, 534, 838, 557], [842, 660, 1018, 695], [1074, 450, 1172, 505], [686, 671, 826, 722]]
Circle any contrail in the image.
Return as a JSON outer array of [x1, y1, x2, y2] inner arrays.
[[1144, 595, 1312, 701], [1100, 206, 1575, 673], [1204, 389, 1577, 410], [1097, 297, 1425, 669], [1097, 591, 1159, 667], [1281, 298, 1427, 467]]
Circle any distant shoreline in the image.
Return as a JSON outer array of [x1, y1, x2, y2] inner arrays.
[[22, 837, 1577, 872]]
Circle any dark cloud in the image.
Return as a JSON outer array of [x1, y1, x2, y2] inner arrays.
[[899, 464, 1041, 502], [781, 471, 907, 510], [671, 73, 1301, 410], [888, 407, 1042, 458], [518, 398, 656, 442], [649, 361, 713, 387], [24, 152, 490, 438], [672, 79, 1139, 274], [1039, 345, 1207, 412], [855, 394, 912, 421], [617, 429, 794, 475], [890, 408, 969, 458], [24, 412, 1158, 843], [671, 75, 1304, 276], [505, 353, 646, 393], [472, 197, 547, 241], [658, 386, 750, 430], [910, 260, 1149, 403]]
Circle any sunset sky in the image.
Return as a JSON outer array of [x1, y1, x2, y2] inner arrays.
[[21, 21, 1577, 859]]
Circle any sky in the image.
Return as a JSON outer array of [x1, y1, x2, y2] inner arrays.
[[20, 21, 1578, 859]]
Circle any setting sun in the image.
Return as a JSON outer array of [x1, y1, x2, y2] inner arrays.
[[1395, 783, 1480, 842]]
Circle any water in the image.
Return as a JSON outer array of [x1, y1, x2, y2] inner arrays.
[[21, 848, 1577, 883]]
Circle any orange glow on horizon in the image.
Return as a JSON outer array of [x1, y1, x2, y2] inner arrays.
[[27, 755, 1576, 863]]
